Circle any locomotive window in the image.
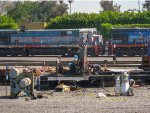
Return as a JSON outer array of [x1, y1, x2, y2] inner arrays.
[[112, 33, 128, 44], [113, 33, 128, 39], [0, 34, 10, 44], [67, 31, 72, 35], [61, 31, 67, 36]]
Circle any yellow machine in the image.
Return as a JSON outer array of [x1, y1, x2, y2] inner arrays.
[[20, 22, 47, 30]]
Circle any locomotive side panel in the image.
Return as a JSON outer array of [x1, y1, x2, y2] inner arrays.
[[112, 28, 150, 56], [11, 30, 80, 45], [0, 34, 10, 45], [0, 28, 102, 56], [11, 30, 80, 56]]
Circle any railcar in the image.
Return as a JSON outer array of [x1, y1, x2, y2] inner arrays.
[[0, 28, 103, 56], [111, 28, 150, 56]]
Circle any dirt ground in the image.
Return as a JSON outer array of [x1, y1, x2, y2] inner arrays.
[[0, 85, 150, 113]]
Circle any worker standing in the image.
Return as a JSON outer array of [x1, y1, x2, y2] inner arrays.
[[113, 55, 117, 64]]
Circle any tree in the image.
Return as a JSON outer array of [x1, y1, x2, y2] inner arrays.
[[47, 11, 150, 39], [0, 1, 14, 15], [7, 1, 68, 23], [101, 23, 150, 39], [99, 0, 121, 12], [143, 0, 150, 11]]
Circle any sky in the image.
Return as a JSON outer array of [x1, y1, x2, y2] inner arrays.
[[4, 0, 146, 13], [62, 0, 146, 13]]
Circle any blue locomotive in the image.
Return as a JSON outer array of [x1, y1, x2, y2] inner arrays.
[[0, 28, 103, 56], [111, 28, 150, 56]]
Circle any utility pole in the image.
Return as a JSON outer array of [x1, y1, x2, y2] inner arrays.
[[138, 0, 141, 12], [68, 0, 73, 14], [59, 0, 63, 4]]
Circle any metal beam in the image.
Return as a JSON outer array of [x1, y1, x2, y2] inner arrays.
[[48, 76, 89, 81]]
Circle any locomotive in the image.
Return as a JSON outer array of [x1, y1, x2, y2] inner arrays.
[[0, 28, 103, 56], [111, 28, 150, 56]]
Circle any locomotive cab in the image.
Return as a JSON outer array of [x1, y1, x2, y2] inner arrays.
[[111, 28, 149, 56], [79, 29, 103, 56]]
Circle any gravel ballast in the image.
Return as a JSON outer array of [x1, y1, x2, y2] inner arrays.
[[0, 86, 150, 113]]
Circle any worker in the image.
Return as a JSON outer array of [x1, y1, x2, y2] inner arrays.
[[69, 62, 76, 75], [57, 56, 61, 64], [128, 79, 135, 96], [75, 59, 81, 75], [90, 64, 101, 75], [58, 63, 63, 74], [103, 60, 108, 70], [113, 55, 117, 64]]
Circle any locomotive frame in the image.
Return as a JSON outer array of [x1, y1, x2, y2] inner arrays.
[[0, 28, 103, 56], [111, 28, 150, 56]]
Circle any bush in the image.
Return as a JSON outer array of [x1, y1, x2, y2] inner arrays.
[[0, 16, 18, 29], [100, 23, 150, 39], [47, 11, 150, 39]]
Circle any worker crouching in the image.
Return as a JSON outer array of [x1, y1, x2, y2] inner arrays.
[[115, 72, 134, 96]]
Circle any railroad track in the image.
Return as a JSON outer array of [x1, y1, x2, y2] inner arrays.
[[0, 55, 143, 57], [0, 56, 142, 60], [0, 56, 142, 68], [0, 60, 142, 67]]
